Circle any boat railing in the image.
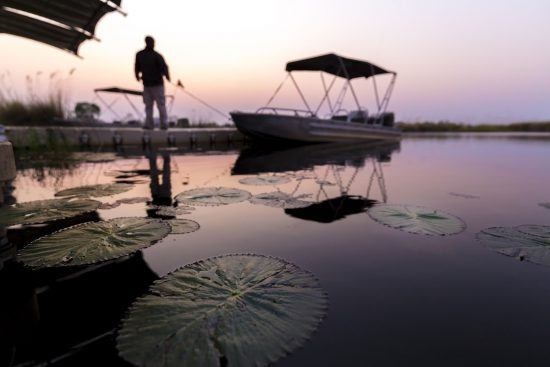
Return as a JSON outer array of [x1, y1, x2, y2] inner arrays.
[[256, 107, 316, 117]]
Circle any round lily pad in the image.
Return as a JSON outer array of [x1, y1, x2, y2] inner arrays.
[[477, 225, 550, 265], [55, 183, 134, 198], [166, 219, 200, 234], [249, 192, 312, 209], [368, 204, 466, 236], [117, 254, 328, 367], [175, 187, 251, 206], [239, 175, 290, 186], [18, 217, 171, 268], [154, 206, 194, 217], [72, 152, 118, 163], [0, 198, 100, 226]]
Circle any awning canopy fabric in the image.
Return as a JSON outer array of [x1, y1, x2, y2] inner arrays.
[[95, 87, 143, 96], [286, 53, 394, 79], [0, 0, 123, 55]]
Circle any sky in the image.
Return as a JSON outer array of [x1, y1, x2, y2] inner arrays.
[[1, 0, 549, 124]]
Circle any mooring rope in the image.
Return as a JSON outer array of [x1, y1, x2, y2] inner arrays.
[[171, 80, 230, 120]]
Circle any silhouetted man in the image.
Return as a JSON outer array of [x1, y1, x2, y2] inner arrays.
[[135, 36, 170, 130]]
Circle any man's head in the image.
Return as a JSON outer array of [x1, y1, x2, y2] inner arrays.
[[145, 36, 155, 49]]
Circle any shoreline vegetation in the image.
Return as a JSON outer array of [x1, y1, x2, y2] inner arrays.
[[397, 121, 550, 133]]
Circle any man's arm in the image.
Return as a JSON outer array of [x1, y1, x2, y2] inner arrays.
[[134, 53, 141, 81], [159, 54, 171, 82]]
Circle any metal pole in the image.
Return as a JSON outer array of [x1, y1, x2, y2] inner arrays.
[[337, 56, 362, 111], [316, 72, 338, 115], [123, 93, 144, 120], [289, 73, 313, 114], [94, 92, 121, 120], [265, 73, 289, 107], [370, 65, 381, 113]]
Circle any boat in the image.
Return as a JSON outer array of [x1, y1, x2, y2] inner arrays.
[[231, 53, 400, 143]]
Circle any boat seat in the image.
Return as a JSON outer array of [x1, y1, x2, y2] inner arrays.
[[332, 115, 348, 121]]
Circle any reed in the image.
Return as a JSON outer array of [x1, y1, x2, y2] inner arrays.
[[0, 70, 73, 125]]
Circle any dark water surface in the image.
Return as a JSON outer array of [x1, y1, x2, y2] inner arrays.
[[2, 135, 550, 366]]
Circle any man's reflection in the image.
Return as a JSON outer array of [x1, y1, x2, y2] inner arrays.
[[146, 149, 172, 206]]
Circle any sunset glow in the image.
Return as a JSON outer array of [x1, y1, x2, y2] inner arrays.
[[1, 0, 549, 123]]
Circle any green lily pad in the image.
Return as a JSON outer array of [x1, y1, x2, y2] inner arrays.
[[17, 217, 171, 268], [167, 219, 200, 234], [249, 192, 312, 209], [55, 183, 134, 198], [477, 225, 550, 265], [175, 187, 251, 206], [72, 152, 118, 163], [238, 175, 290, 186], [154, 206, 194, 217], [117, 254, 328, 367], [0, 198, 100, 226], [368, 204, 466, 236]]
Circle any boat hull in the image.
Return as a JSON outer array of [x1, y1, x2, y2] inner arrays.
[[231, 112, 401, 143]]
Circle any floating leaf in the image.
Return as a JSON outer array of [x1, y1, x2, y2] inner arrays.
[[239, 175, 290, 186], [55, 183, 133, 198], [17, 217, 171, 268], [105, 170, 141, 178], [175, 187, 251, 206], [167, 219, 200, 234], [0, 198, 100, 226], [477, 225, 550, 265], [72, 152, 118, 163], [315, 180, 335, 186], [250, 192, 312, 209], [154, 206, 194, 217], [117, 197, 149, 205], [117, 254, 327, 367], [368, 204, 466, 236], [99, 202, 121, 210]]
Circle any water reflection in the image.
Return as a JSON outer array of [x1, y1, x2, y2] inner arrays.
[[233, 142, 398, 223], [146, 149, 172, 206]]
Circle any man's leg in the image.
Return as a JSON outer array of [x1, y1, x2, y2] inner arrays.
[[153, 85, 168, 129], [143, 87, 154, 129]]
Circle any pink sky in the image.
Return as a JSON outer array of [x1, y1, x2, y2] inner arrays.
[[1, 0, 549, 124]]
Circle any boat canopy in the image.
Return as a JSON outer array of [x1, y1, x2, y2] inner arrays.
[[95, 87, 143, 96], [0, 0, 124, 55], [286, 53, 394, 80]]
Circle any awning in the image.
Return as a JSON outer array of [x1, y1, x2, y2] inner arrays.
[[286, 53, 394, 79], [0, 0, 123, 55], [95, 87, 143, 96]]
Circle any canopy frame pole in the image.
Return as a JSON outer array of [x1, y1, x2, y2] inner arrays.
[[315, 72, 338, 116], [320, 73, 334, 114], [122, 93, 144, 120], [289, 72, 313, 115], [379, 73, 397, 114], [334, 82, 348, 113], [94, 91, 121, 120], [370, 64, 382, 115], [338, 57, 361, 111], [265, 73, 289, 107]]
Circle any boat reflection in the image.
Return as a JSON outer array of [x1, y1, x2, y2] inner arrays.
[[233, 141, 399, 223], [232, 141, 399, 175]]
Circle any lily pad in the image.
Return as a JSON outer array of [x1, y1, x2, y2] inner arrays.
[[368, 204, 466, 236], [17, 217, 171, 268], [249, 192, 312, 209], [239, 175, 290, 186], [477, 225, 550, 265], [167, 219, 200, 234], [175, 187, 251, 206], [55, 183, 134, 198], [72, 152, 118, 163], [99, 202, 121, 210], [154, 206, 194, 217], [117, 254, 327, 367], [449, 192, 480, 199], [117, 197, 149, 205], [0, 198, 100, 226]]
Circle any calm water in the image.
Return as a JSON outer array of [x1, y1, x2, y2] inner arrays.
[[2, 135, 550, 366]]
